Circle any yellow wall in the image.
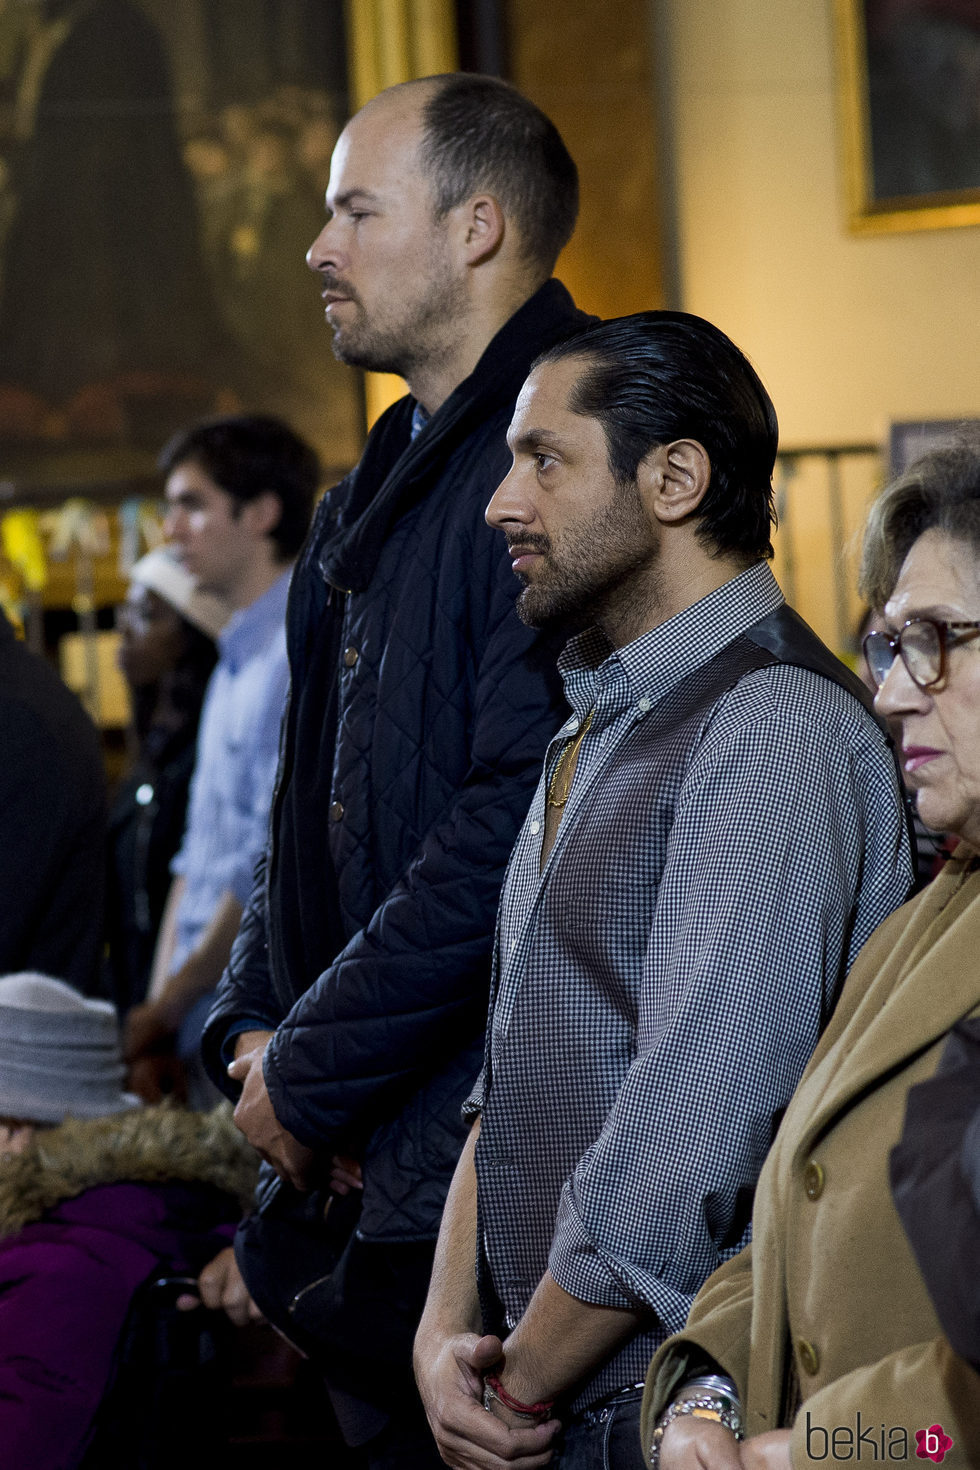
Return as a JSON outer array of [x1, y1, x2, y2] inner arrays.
[[659, 0, 980, 446], [658, 0, 980, 443], [657, 0, 980, 646]]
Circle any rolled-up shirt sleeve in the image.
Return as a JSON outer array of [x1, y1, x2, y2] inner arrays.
[[463, 1067, 486, 1120]]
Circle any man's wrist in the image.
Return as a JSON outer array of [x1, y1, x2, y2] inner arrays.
[[497, 1318, 566, 1412], [482, 1373, 554, 1423], [233, 1028, 274, 1061], [151, 956, 210, 1029], [419, 1306, 482, 1345], [152, 989, 187, 1032], [128, 995, 179, 1041]]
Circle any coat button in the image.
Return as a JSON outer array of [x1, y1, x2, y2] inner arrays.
[[343, 646, 359, 668], [797, 1339, 820, 1376], [329, 801, 344, 822], [804, 1160, 825, 1200]]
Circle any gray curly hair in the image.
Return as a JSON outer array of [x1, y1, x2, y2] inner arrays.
[[859, 433, 980, 610]]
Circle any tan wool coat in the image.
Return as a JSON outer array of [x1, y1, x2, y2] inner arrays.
[[643, 849, 980, 1468]]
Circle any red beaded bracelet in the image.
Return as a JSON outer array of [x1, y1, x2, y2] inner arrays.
[[483, 1374, 555, 1418]]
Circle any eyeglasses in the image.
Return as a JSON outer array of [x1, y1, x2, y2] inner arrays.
[[863, 617, 980, 692]]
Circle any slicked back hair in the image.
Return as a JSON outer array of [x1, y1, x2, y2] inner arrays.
[[159, 413, 319, 561], [534, 311, 779, 563], [410, 73, 578, 276], [859, 434, 980, 609]]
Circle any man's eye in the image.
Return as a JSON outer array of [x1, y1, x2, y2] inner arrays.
[[534, 453, 555, 472]]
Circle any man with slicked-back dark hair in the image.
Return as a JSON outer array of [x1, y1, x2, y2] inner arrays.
[[199, 73, 591, 1469], [415, 312, 914, 1470]]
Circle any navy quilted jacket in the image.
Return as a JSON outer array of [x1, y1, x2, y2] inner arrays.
[[203, 281, 594, 1240]]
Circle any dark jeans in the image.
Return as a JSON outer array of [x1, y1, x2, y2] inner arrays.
[[552, 1389, 646, 1470]]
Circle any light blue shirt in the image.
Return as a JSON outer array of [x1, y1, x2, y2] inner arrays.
[[170, 566, 291, 973]]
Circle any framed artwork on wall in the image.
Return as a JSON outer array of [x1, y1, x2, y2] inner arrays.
[[0, 0, 363, 492], [889, 417, 980, 474], [834, 0, 980, 234]]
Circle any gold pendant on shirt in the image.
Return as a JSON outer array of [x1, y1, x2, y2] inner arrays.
[[546, 710, 594, 810]]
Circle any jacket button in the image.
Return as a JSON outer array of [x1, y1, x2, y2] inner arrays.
[[804, 1160, 825, 1200], [329, 801, 344, 822], [797, 1339, 820, 1376], [343, 646, 359, 668]]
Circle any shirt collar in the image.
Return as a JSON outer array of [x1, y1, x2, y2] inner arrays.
[[410, 402, 430, 440], [558, 562, 785, 722], [218, 565, 292, 673]]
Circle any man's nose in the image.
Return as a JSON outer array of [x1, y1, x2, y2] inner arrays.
[[306, 218, 341, 273], [486, 464, 534, 531]]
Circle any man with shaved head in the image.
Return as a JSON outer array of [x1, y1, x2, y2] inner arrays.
[[200, 73, 591, 1468]]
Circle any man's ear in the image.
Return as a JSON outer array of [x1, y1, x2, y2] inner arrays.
[[453, 193, 505, 267], [638, 440, 711, 525], [241, 491, 283, 541]]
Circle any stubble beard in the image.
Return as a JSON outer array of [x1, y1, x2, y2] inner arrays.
[[515, 485, 660, 640], [328, 254, 467, 381]]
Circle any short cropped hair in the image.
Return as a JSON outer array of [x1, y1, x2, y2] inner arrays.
[[415, 73, 578, 275], [159, 413, 319, 560], [859, 435, 980, 609], [535, 311, 779, 563]]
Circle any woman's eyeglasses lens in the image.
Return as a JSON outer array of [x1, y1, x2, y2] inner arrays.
[[863, 621, 943, 691]]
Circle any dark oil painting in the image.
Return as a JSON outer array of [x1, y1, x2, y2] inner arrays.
[[0, 0, 362, 487], [840, 0, 980, 229]]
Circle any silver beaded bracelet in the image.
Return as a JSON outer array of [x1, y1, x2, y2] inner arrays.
[[648, 1384, 743, 1469]]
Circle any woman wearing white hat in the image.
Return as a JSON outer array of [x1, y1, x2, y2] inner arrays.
[[105, 547, 230, 1048]]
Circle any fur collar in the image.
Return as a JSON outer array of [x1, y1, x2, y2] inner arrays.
[[0, 1103, 258, 1237]]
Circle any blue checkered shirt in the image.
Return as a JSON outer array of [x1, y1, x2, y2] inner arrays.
[[470, 562, 913, 1411]]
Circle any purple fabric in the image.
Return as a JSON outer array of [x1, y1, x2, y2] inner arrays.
[[0, 1181, 237, 1470]]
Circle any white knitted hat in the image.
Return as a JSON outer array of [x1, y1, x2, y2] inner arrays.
[[0, 974, 141, 1124]]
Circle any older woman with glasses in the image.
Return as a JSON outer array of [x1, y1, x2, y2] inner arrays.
[[641, 439, 980, 1470]]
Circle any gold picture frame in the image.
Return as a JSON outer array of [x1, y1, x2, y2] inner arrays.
[[834, 0, 980, 234]]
